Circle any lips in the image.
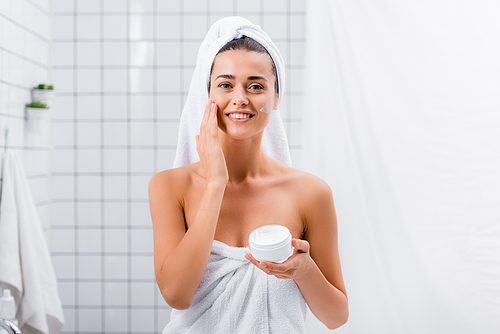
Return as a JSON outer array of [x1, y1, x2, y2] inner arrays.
[[225, 111, 255, 123], [227, 113, 252, 119]]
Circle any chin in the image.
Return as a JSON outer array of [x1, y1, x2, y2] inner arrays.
[[219, 126, 258, 141]]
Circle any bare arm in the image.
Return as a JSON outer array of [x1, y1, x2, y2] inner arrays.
[[245, 176, 348, 329], [295, 179, 348, 328], [149, 100, 228, 310], [150, 175, 225, 310]]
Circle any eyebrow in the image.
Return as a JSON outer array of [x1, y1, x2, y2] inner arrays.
[[248, 76, 268, 82], [214, 74, 268, 82], [215, 74, 235, 81]]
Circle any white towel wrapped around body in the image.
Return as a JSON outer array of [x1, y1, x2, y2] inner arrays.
[[0, 151, 64, 334], [172, 16, 292, 168], [163, 240, 307, 334]]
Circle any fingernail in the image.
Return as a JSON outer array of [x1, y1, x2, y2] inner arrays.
[[260, 262, 267, 268]]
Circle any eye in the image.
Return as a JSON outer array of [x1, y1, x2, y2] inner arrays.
[[249, 84, 264, 90], [218, 83, 232, 89]]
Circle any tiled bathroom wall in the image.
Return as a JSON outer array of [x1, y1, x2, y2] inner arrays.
[[50, 0, 306, 333], [0, 0, 53, 233]]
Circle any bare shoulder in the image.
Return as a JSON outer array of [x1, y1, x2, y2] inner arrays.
[[278, 166, 336, 231], [149, 165, 189, 188], [282, 167, 333, 201], [148, 164, 200, 202]]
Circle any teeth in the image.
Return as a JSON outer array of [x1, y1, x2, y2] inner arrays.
[[228, 113, 251, 119]]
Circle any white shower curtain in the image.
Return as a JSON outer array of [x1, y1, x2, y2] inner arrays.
[[300, 1, 500, 333]]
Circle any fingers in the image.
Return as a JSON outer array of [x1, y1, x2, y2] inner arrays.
[[209, 101, 219, 139], [200, 99, 212, 130], [244, 253, 292, 276], [244, 253, 259, 266], [292, 238, 310, 253], [245, 253, 271, 272], [200, 100, 218, 141]]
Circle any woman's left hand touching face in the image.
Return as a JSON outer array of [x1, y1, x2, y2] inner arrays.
[[245, 239, 313, 280]]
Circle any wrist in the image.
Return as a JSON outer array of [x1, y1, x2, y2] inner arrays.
[[293, 255, 316, 285]]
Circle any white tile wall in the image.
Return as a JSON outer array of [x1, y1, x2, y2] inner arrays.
[[103, 0, 127, 13], [76, 42, 101, 66], [104, 309, 128, 331], [103, 16, 128, 39], [130, 121, 154, 145], [76, 0, 100, 13], [264, 0, 289, 12], [76, 16, 101, 39], [130, 202, 151, 227], [52, 68, 74, 92], [78, 255, 102, 279], [130, 148, 155, 173], [0, 0, 52, 234], [78, 202, 102, 226], [129, 15, 154, 39], [78, 229, 102, 252], [104, 69, 128, 92], [104, 256, 128, 279], [50, 1, 306, 333], [156, 15, 180, 38], [130, 0, 154, 13], [104, 149, 128, 173], [103, 175, 128, 199], [104, 229, 128, 253], [130, 68, 155, 92], [156, 0, 180, 13], [183, 0, 207, 13], [210, 0, 234, 13], [130, 95, 154, 118]]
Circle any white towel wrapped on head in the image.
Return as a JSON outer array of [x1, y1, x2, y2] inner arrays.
[[172, 16, 292, 168]]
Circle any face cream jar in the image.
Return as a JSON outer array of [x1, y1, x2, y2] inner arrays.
[[249, 225, 293, 263]]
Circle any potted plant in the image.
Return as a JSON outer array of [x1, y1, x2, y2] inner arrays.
[[26, 101, 48, 109], [26, 101, 50, 117], [26, 101, 51, 132], [32, 84, 55, 107]]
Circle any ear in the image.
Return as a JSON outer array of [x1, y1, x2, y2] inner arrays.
[[273, 93, 279, 110]]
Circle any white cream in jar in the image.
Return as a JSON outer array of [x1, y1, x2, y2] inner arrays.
[[248, 225, 293, 263]]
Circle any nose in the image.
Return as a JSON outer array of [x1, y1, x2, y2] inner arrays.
[[232, 85, 248, 107], [233, 99, 247, 107]]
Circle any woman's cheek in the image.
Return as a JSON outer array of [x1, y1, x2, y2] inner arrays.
[[209, 91, 225, 105], [259, 103, 271, 114]]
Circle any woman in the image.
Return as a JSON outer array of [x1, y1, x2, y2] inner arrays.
[[149, 17, 348, 333]]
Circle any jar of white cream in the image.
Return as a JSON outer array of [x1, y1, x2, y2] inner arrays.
[[248, 225, 293, 263]]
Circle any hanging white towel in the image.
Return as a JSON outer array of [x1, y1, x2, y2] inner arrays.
[[0, 151, 64, 334]]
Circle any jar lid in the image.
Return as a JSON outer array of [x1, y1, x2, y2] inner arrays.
[[249, 225, 291, 250]]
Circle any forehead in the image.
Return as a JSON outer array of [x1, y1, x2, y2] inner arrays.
[[211, 50, 275, 80]]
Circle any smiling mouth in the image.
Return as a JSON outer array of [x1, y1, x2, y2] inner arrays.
[[226, 113, 255, 119]]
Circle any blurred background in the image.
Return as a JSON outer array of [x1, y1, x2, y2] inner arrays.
[[1, 0, 500, 334]]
